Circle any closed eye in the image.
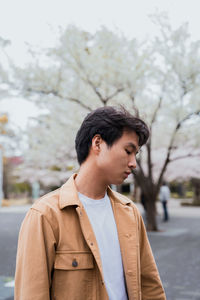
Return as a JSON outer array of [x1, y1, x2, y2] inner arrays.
[[125, 149, 131, 155]]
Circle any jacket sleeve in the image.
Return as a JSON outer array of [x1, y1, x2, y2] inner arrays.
[[139, 214, 166, 300], [15, 208, 56, 300]]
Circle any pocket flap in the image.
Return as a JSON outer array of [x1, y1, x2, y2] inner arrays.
[[54, 252, 94, 270]]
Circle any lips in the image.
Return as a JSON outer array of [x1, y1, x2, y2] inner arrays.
[[124, 172, 131, 178], [125, 172, 131, 176]]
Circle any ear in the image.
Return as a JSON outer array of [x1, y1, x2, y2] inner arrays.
[[91, 134, 102, 154]]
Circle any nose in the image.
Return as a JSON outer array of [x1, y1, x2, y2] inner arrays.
[[128, 154, 137, 170]]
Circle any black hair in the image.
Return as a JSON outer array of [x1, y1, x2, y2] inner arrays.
[[75, 106, 149, 165]]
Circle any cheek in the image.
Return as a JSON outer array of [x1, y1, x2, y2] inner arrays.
[[110, 152, 127, 169], [98, 154, 114, 170], [97, 152, 111, 168], [98, 148, 127, 171]]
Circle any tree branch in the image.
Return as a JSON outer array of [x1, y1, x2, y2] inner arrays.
[[175, 110, 200, 131], [106, 87, 124, 102], [156, 109, 200, 192], [129, 94, 139, 117], [86, 77, 124, 105], [170, 153, 200, 162], [71, 53, 124, 105], [149, 96, 162, 130], [26, 87, 93, 112], [86, 78, 105, 103], [67, 97, 93, 111]]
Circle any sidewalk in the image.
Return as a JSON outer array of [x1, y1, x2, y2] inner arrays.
[[0, 205, 31, 213], [136, 197, 200, 218], [145, 200, 200, 300]]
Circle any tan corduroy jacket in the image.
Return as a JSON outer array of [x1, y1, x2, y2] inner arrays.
[[15, 174, 166, 300]]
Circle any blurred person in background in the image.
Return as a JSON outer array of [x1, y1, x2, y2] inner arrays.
[[159, 181, 170, 222], [15, 106, 166, 300]]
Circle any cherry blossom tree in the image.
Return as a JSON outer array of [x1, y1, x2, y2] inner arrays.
[[133, 15, 200, 229], [14, 17, 200, 230], [14, 26, 152, 187]]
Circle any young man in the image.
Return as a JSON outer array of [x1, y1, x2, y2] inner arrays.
[[15, 106, 166, 300]]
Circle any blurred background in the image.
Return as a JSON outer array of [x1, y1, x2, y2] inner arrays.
[[0, 0, 200, 299]]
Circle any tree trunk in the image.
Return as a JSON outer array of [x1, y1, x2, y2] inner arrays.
[[133, 172, 159, 231], [146, 198, 158, 231], [133, 179, 140, 202]]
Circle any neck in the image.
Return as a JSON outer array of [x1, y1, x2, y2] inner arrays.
[[75, 160, 108, 200]]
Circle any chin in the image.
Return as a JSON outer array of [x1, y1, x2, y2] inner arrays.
[[111, 178, 125, 186]]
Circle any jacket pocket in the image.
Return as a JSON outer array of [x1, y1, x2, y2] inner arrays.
[[51, 251, 95, 300], [54, 251, 94, 270]]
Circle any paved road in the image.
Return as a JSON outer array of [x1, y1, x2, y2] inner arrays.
[[0, 206, 29, 300], [148, 214, 200, 299], [0, 201, 199, 300]]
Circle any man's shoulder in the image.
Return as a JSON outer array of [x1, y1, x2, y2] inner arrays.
[[31, 187, 61, 216]]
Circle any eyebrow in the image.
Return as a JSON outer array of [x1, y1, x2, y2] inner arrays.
[[126, 143, 140, 154]]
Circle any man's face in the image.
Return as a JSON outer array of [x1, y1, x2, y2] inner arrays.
[[96, 130, 139, 185]]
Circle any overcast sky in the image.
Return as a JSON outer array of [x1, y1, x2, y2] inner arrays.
[[1, 0, 200, 128], [1, 0, 200, 62]]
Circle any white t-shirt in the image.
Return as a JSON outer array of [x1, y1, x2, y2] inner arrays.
[[78, 192, 128, 300]]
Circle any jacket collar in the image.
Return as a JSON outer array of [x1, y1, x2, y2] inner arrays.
[[107, 186, 132, 206], [59, 173, 131, 209], [59, 174, 81, 209]]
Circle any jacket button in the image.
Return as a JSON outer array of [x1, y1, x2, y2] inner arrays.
[[72, 259, 78, 267], [125, 233, 131, 238]]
